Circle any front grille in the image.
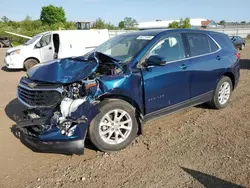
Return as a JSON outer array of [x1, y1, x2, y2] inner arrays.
[[18, 84, 63, 108]]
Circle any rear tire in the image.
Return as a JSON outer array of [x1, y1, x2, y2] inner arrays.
[[210, 76, 232, 109], [88, 99, 138, 152], [240, 43, 245, 50], [24, 59, 39, 71]]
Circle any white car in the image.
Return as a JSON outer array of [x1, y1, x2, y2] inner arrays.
[[5, 29, 110, 70]]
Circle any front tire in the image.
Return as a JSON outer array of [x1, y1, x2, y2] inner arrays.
[[24, 59, 39, 71], [88, 99, 138, 152], [210, 76, 232, 109]]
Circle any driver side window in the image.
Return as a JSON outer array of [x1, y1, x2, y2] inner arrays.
[[38, 34, 51, 48], [147, 33, 185, 62]]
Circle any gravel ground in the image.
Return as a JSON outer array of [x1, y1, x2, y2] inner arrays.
[[0, 45, 249, 188]]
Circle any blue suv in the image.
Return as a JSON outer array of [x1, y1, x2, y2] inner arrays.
[[16, 29, 240, 154]]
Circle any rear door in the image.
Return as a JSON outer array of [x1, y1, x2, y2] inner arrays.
[[185, 33, 222, 98], [141, 33, 191, 114]]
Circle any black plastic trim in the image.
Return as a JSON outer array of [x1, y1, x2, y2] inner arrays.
[[20, 133, 86, 155]]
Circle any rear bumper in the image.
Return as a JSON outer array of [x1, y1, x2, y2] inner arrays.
[[20, 132, 85, 155], [233, 59, 240, 89]]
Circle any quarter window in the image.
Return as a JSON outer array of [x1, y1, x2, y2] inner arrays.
[[147, 33, 185, 62], [208, 37, 219, 52]]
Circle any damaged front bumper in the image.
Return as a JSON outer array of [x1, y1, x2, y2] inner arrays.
[[15, 107, 92, 155], [19, 132, 86, 155]]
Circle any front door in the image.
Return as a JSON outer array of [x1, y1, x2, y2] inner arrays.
[[38, 33, 54, 63], [141, 33, 191, 114]]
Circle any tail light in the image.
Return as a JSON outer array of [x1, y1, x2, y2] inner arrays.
[[236, 52, 240, 59]]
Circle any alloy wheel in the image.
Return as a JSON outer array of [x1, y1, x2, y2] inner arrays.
[[99, 109, 132, 145], [218, 82, 231, 105]]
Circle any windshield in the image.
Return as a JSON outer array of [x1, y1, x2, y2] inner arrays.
[[93, 34, 153, 62], [24, 34, 42, 45]]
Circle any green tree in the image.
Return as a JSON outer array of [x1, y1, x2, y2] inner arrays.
[[40, 5, 66, 25], [1, 16, 9, 23], [219, 20, 226, 25], [181, 18, 191, 28], [24, 15, 32, 21], [105, 22, 116, 30], [241, 21, 246, 24], [123, 17, 138, 29], [93, 18, 106, 29], [168, 18, 191, 28], [64, 21, 76, 29], [168, 21, 179, 28], [118, 21, 125, 29]]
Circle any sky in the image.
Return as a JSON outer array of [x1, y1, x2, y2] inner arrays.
[[1, 0, 249, 24]]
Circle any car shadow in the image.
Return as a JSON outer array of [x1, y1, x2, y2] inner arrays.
[[181, 167, 245, 188], [240, 59, 250, 70], [5, 98, 98, 155], [1, 66, 24, 72], [195, 103, 210, 109]]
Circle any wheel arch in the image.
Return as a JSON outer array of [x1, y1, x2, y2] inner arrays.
[[98, 94, 143, 134], [223, 72, 235, 90], [24, 57, 40, 65], [99, 94, 143, 114]]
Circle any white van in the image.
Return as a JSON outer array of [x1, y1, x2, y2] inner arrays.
[[4, 29, 109, 70]]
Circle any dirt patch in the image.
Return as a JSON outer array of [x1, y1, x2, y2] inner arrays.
[[0, 47, 250, 188]]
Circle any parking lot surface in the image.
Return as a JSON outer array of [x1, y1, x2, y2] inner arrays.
[[0, 46, 250, 188]]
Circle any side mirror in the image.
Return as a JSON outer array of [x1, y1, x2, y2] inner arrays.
[[144, 55, 166, 67]]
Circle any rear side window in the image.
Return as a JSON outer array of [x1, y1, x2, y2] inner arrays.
[[186, 33, 219, 57], [186, 34, 210, 56]]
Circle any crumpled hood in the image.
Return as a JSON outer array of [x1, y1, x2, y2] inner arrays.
[[27, 52, 123, 84], [27, 57, 98, 84]]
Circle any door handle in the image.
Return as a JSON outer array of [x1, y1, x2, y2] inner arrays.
[[179, 64, 189, 69], [49, 47, 52, 50], [216, 56, 221, 60]]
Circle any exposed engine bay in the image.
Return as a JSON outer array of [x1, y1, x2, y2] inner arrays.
[[16, 52, 127, 155], [86, 52, 123, 78]]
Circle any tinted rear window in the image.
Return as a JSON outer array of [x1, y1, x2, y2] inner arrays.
[[187, 33, 211, 56], [186, 33, 220, 56]]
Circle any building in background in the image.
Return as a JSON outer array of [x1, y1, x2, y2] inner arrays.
[[201, 20, 218, 29], [137, 18, 218, 30]]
